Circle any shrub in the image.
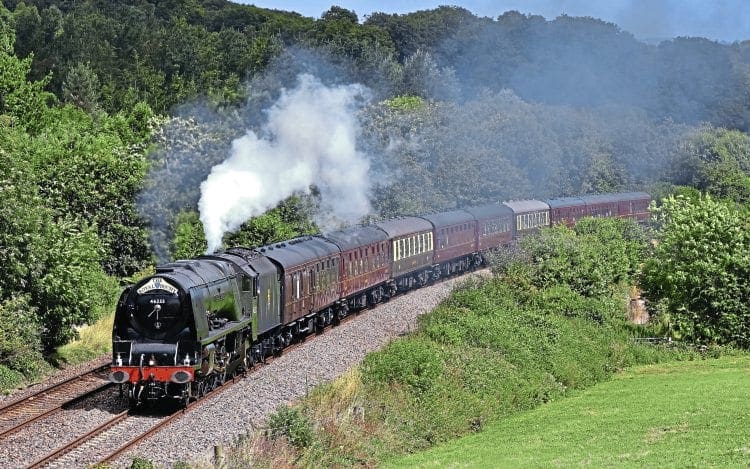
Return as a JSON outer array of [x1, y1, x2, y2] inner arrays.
[[362, 338, 444, 395], [0, 295, 48, 381], [128, 458, 154, 469], [512, 218, 646, 297], [267, 405, 314, 450]]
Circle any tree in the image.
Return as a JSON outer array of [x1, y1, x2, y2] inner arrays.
[[11, 1, 42, 59], [0, 140, 113, 351], [642, 195, 750, 347], [62, 62, 101, 113], [30, 105, 151, 276], [669, 126, 750, 204], [171, 210, 207, 260], [0, 13, 54, 133], [321, 6, 358, 24], [0, 295, 45, 387]]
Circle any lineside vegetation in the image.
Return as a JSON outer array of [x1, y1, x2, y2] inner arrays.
[[232, 218, 727, 467]]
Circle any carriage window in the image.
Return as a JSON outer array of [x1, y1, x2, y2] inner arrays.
[[294, 273, 301, 299], [242, 276, 252, 292]]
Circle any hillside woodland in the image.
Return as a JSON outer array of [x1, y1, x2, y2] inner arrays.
[[1, 1, 749, 394]]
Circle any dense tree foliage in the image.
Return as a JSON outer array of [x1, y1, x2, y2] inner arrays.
[[363, 92, 687, 216], [0, 15, 134, 377], [668, 127, 750, 204], [642, 196, 750, 347], [4, 2, 748, 129], [366, 9, 750, 131]]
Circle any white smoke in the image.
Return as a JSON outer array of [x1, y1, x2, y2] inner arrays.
[[199, 74, 372, 253]]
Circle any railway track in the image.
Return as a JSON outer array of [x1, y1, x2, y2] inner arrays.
[[28, 310, 363, 467], [29, 371, 244, 468], [0, 364, 112, 440]]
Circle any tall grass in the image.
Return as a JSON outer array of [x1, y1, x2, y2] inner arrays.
[[54, 313, 114, 364]]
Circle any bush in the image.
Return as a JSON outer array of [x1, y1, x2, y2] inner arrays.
[[0, 366, 25, 392], [127, 458, 154, 469], [267, 405, 314, 450], [362, 338, 444, 395], [504, 218, 646, 297], [0, 295, 48, 382]]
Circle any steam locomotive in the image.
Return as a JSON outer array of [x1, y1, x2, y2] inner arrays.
[[109, 192, 650, 407]]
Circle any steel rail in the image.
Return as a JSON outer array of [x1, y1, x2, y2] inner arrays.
[[27, 410, 130, 468], [0, 365, 111, 440]]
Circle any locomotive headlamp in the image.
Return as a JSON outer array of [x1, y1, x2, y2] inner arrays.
[[108, 370, 129, 383], [115, 353, 123, 367], [148, 354, 156, 366], [183, 354, 191, 366], [170, 370, 192, 383]]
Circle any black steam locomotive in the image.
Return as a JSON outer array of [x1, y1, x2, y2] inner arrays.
[[109, 192, 650, 407]]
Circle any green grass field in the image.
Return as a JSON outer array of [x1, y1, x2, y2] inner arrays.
[[390, 356, 750, 468]]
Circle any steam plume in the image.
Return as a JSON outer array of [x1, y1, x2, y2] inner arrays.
[[199, 74, 372, 253]]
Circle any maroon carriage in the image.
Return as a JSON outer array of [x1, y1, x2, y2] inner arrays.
[[419, 210, 480, 277], [325, 225, 390, 309], [580, 194, 620, 218], [257, 236, 341, 328], [503, 199, 551, 238], [545, 196, 587, 227], [612, 192, 651, 222], [464, 203, 514, 251]]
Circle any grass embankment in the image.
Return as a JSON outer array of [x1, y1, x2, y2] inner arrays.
[[55, 313, 114, 364], [242, 276, 710, 467], [391, 356, 750, 467]]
